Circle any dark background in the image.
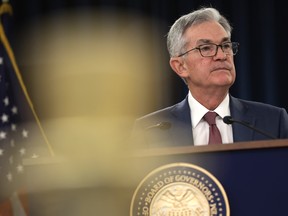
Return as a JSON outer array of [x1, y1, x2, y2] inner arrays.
[[8, 0, 288, 115]]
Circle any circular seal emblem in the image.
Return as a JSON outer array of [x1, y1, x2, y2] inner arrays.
[[130, 162, 230, 216]]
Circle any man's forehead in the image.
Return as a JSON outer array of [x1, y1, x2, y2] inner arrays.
[[184, 22, 230, 45]]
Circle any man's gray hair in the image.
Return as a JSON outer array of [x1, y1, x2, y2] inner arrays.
[[167, 7, 232, 57]]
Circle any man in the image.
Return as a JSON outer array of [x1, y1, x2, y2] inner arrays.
[[131, 7, 288, 148]]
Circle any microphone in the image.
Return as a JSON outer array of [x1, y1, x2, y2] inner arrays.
[[223, 116, 276, 139], [145, 122, 171, 130]]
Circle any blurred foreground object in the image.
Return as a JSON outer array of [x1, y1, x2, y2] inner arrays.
[[16, 7, 168, 215]]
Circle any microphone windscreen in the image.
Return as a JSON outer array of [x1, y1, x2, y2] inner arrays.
[[223, 116, 233, 124]]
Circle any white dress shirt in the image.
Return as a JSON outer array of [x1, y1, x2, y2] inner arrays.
[[188, 92, 234, 146]]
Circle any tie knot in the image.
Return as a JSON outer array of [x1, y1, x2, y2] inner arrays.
[[204, 112, 217, 125]]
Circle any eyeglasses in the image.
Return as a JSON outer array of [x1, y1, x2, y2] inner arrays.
[[178, 42, 239, 57]]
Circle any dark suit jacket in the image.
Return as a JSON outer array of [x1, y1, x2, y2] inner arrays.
[[130, 95, 288, 148]]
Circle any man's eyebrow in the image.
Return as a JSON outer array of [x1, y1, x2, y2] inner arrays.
[[221, 37, 231, 42], [196, 39, 212, 45]]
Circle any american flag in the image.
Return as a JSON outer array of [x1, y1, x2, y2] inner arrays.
[[0, 43, 30, 214], [0, 1, 54, 215]]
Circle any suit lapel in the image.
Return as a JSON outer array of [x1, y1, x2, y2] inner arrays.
[[168, 95, 258, 145], [230, 96, 256, 142], [170, 97, 194, 146]]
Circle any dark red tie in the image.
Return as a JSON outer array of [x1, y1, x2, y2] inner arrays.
[[203, 112, 222, 144]]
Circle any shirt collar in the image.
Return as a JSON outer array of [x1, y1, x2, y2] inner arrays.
[[188, 92, 230, 128]]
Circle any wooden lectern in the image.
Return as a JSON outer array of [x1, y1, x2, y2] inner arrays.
[[24, 139, 288, 215], [130, 139, 288, 216]]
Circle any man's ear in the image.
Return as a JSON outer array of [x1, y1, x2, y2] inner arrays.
[[169, 57, 189, 78]]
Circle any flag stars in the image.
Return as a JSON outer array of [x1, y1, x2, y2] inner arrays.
[[11, 106, 18, 114], [11, 123, 16, 131], [7, 172, 13, 182], [3, 97, 9, 106], [19, 148, 26, 156], [22, 129, 29, 138], [0, 131, 7, 139], [1, 113, 9, 123], [16, 164, 24, 173]]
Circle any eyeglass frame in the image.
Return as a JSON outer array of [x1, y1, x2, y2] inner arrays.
[[177, 41, 240, 57]]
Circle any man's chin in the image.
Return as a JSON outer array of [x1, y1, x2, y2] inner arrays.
[[214, 75, 235, 87]]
